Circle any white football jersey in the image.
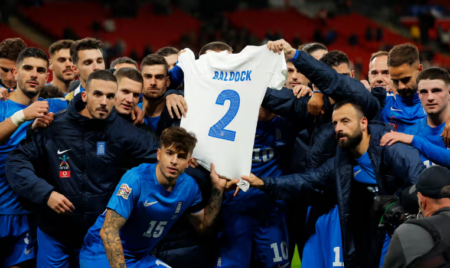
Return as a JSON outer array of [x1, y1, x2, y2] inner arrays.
[[179, 45, 287, 181]]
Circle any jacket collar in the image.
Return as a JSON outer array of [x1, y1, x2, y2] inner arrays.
[[67, 92, 117, 124], [432, 207, 450, 216]]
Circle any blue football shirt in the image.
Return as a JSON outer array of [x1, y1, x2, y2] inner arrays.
[[353, 152, 377, 185], [409, 117, 448, 167], [80, 163, 202, 259], [380, 93, 426, 133], [0, 98, 67, 214], [137, 103, 161, 131], [251, 116, 289, 178]]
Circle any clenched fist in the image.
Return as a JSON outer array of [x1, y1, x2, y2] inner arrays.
[[23, 101, 49, 121]]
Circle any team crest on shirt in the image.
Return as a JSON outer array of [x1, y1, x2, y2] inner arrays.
[[117, 183, 132, 199]]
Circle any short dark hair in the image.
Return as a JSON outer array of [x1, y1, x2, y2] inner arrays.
[[160, 127, 197, 155], [333, 99, 365, 119], [70, 38, 103, 66], [115, 67, 143, 85], [199, 42, 233, 56], [110, 57, 138, 69], [320, 50, 350, 68], [49, 40, 74, 57], [0, 38, 27, 61], [86, 70, 117, 89], [141, 54, 169, 74], [388, 43, 419, 67], [39, 84, 65, 98], [301, 43, 328, 55], [156, 46, 179, 57], [17, 47, 49, 69], [417, 67, 450, 86], [370, 51, 389, 63]]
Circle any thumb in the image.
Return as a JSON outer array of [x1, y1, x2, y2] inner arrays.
[[210, 163, 216, 174]]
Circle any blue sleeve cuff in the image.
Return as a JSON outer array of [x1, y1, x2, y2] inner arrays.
[[290, 50, 300, 62]]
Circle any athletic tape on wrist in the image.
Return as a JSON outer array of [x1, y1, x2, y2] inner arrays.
[[11, 110, 26, 126]]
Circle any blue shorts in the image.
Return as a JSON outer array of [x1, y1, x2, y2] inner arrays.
[[80, 253, 171, 268], [0, 214, 35, 267], [37, 227, 80, 268], [302, 205, 344, 268], [216, 190, 289, 268]]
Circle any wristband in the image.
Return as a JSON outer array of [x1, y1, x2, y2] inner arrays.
[[11, 110, 26, 126], [313, 90, 321, 93]]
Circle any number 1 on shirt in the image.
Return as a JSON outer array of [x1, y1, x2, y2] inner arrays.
[[208, 89, 241, 142]]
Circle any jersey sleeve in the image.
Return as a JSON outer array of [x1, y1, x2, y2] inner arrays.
[[47, 98, 68, 113], [168, 65, 185, 89], [178, 49, 198, 77], [411, 135, 450, 167], [267, 52, 287, 90], [107, 170, 141, 220], [186, 184, 203, 214]]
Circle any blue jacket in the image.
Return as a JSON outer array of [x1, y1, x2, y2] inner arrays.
[[6, 94, 159, 246], [262, 50, 385, 168], [261, 122, 425, 267]]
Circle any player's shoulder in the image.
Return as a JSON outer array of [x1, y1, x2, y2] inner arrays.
[[177, 171, 200, 190], [126, 163, 157, 180]]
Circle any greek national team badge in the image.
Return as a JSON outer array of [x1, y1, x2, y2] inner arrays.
[[117, 183, 132, 199], [97, 142, 105, 156]]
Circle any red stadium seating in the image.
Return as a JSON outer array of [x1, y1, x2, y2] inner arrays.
[[19, 2, 200, 56], [0, 24, 44, 50]]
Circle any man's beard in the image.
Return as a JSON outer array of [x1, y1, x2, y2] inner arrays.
[[56, 71, 73, 84], [18, 79, 40, 99], [337, 127, 363, 151], [397, 87, 416, 98]]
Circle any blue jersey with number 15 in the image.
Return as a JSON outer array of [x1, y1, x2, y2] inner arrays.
[[80, 163, 202, 260]]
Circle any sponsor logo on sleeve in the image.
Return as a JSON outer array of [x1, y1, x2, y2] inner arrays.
[[117, 183, 132, 199]]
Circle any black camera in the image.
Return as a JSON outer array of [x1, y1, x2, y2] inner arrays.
[[371, 195, 417, 235]]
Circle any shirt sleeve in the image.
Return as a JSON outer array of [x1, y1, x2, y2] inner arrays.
[[48, 98, 68, 113], [107, 170, 141, 220], [411, 135, 450, 167], [267, 52, 287, 90], [168, 65, 184, 89], [186, 185, 203, 214]]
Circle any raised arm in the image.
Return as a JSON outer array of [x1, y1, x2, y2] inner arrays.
[[100, 209, 128, 268], [0, 101, 49, 144], [267, 39, 384, 120], [186, 163, 226, 235]]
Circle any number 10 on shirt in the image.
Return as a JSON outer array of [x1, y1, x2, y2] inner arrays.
[[208, 89, 241, 142]]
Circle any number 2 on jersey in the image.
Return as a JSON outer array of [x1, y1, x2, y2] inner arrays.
[[208, 89, 240, 142]]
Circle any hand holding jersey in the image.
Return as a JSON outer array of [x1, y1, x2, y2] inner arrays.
[[179, 46, 287, 191]]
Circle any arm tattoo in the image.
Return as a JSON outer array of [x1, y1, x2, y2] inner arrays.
[[101, 209, 127, 268], [203, 186, 223, 231]]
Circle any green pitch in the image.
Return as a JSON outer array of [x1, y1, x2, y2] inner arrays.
[[291, 245, 301, 268]]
